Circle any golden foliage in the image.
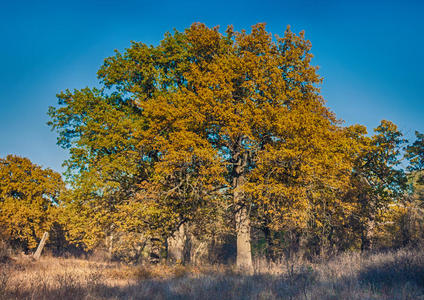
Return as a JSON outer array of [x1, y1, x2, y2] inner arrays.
[[47, 22, 410, 257], [0, 155, 64, 249]]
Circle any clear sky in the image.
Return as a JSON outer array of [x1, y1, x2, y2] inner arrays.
[[1, 0, 423, 173]]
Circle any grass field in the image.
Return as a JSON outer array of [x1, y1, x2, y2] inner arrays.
[[1, 248, 424, 299]]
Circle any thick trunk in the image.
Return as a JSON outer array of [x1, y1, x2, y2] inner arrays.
[[359, 193, 374, 252], [235, 204, 253, 273], [233, 149, 253, 274], [361, 219, 374, 251], [167, 224, 187, 264], [190, 236, 208, 265]]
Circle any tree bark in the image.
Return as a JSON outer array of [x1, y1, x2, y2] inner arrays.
[[167, 223, 187, 264], [149, 237, 162, 264], [233, 148, 253, 274], [33, 232, 49, 260], [235, 204, 253, 273], [107, 234, 113, 260], [361, 219, 374, 251]]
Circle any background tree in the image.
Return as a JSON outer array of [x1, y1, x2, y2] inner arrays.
[[405, 131, 424, 204], [48, 88, 148, 251], [347, 120, 407, 250], [406, 131, 424, 172], [385, 130, 424, 248], [0, 155, 64, 250]]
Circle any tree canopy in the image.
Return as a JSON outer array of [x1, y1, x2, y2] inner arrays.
[[406, 131, 424, 171], [46, 22, 411, 268], [0, 155, 64, 249]]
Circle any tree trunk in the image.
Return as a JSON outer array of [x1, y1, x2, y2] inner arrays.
[[33, 232, 49, 260], [235, 204, 253, 273], [149, 237, 162, 264], [361, 219, 374, 251], [233, 148, 253, 274], [167, 224, 187, 264], [107, 234, 113, 260]]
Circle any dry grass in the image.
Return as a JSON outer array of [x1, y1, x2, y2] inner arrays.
[[1, 248, 424, 299]]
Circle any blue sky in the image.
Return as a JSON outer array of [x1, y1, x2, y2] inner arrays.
[[1, 0, 423, 173]]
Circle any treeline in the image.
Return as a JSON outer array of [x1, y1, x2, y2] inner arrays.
[[1, 23, 424, 272]]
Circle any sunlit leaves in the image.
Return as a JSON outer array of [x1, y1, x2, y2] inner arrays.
[[0, 155, 64, 249]]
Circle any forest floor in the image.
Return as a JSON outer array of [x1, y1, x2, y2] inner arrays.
[[1, 248, 424, 299]]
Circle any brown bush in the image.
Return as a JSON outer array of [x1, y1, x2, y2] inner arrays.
[[0, 240, 11, 264]]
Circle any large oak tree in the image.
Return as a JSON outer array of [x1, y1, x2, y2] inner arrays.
[[49, 23, 408, 270]]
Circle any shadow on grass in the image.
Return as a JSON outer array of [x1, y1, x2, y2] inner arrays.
[[358, 253, 424, 290], [80, 273, 315, 300], [1, 271, 315, 300], [2, 251, 424, 300]]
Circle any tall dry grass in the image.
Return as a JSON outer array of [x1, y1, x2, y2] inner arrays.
[[1, 248, 424, 299]]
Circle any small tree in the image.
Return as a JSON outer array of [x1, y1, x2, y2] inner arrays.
[[348, 121, 408, 250], [405, 131, 424, 203], [406, 131, 424, 172], [0, 155, 64, 250]]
